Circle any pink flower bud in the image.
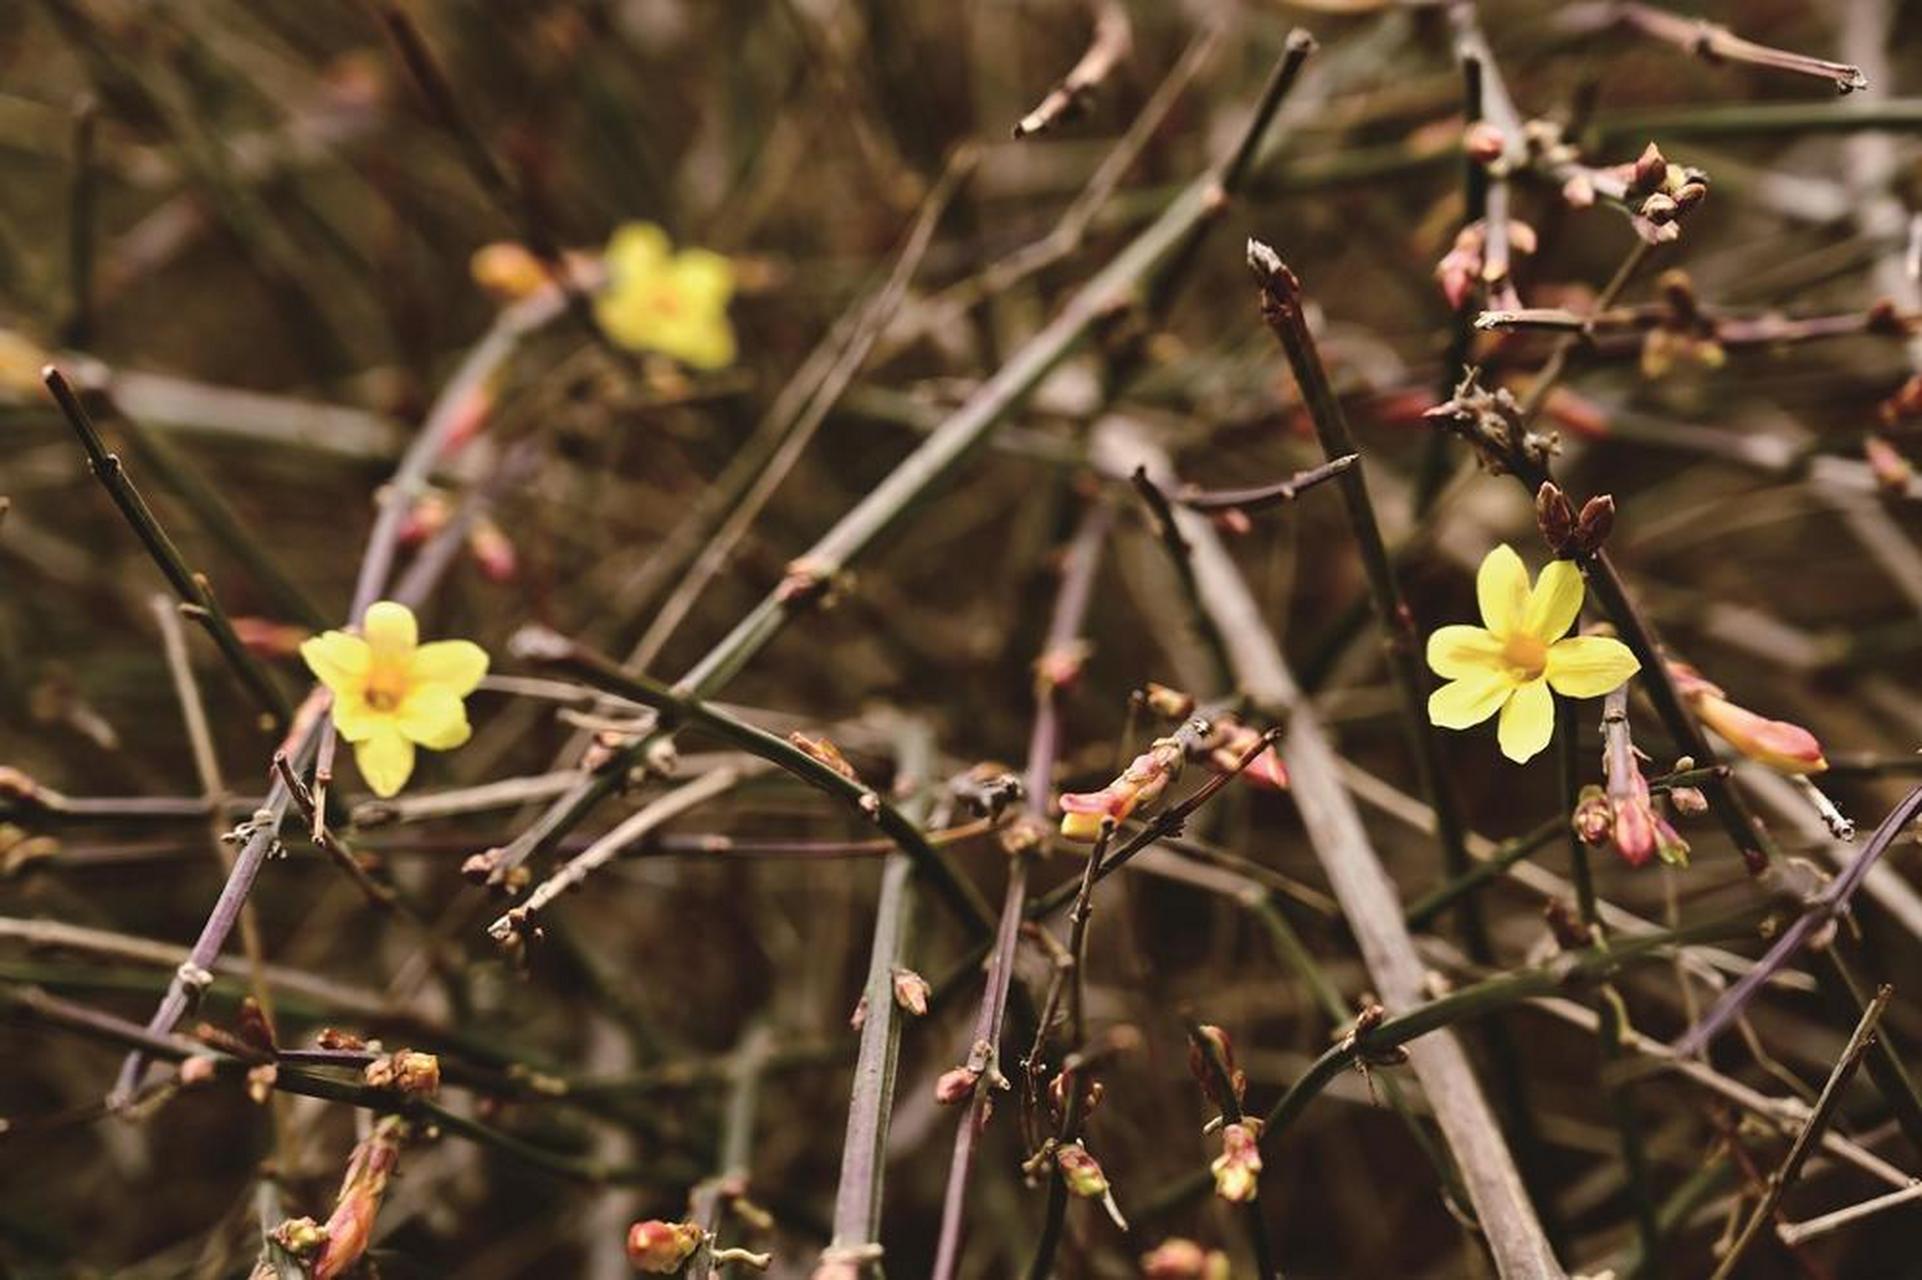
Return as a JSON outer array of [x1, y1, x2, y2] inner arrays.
[[1561, 172, 1597, 208], [1210, 1122, 1263, 1203], [440, 381, 494, 457], [1142, 1240, 1233, 1280], [934, 1067, 979, 1106], [1669, 785, 1708, 815], [1186, 1025, 1247, 1109], [1693, 694, 1828, 775], [1629, 142, 1668, 195], [1143, 682, 1195, 720], [1035, 642, 1090, 690], [1049, 1072, 1104, 1124], [313, 1117, 409, 1279], [1463, 121, 1507, 165], [471, 241, 548, 301], [790, 732, 860, 782], [363, 1049, 440, 1096], [1206, 720, 1288, 792], [1866, 433, 1914, 495], [1654, 815, 1691, 868], [890, 967, 930, 1017], [1572, 785, 1611, 846], [625, 1219, 702, 1274], [232, 616, 312, 660], [467, 518, 518, 583], [1056, 1142, 1110, 1198], [396, 491, 452, 546]]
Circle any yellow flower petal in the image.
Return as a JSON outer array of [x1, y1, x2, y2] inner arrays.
[[1426, 625, 1507, 680], [362, 601, 418, 660], [1545, 635, 1641, 698], [409, 640, 489, 696], [329, 691, 391, 744], [1522, 560, 1585, 644], [1477, 544, 1530, 636], [395, 685, 472, 751], [604, 222, 671, 278], [1428, 674, 1513, 729], [594, 295, 653, 352], [300, 631, 370, 693], [662, 314, 737, 371], [670, 249, 734, 311], [1497, 678, 1555, 763], [354, 730, 416, 799]]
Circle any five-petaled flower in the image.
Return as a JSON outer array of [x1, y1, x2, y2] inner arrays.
[[594, 222, 736, 369], [1426, 545, 1641, 763], [300, 601, 488, 798]]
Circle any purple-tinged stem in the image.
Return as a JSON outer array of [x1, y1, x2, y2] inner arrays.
[[930, 501, 1111, 1280]]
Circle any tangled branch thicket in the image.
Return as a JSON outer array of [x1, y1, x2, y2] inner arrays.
[[4, 2, 1922, 1276]]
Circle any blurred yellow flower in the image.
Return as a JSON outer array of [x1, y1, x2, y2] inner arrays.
[[1426, 545, 1640, 763], [299, 601, 488, 797], [594, 222, 736, 369]]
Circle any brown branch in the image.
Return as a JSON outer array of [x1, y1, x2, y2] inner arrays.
[[1607, 3, 1867, 93], [1090, 418, 1567, 1278], [1011, 1, 1132, 140], [1708, 986, 1890, 1280], [1173, 453, 1357, 513]]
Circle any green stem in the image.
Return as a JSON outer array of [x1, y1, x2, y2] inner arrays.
[[822, 726, 933, 1271], [484, 30, 1320, 886], [511, 628, 992, 934], [44, 369, 292, 731]]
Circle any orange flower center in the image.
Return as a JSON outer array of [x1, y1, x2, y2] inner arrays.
[[1502, 631, 1548, 681], [363, 663, 409, 712], [646, 283, 684, 317]]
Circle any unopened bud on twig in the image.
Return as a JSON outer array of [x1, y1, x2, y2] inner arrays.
[[1865, 433, 1914, 495], [1210, 1121, 1264, 1203], [1142, 1238, 1233, 1280], [1142, 682, 1195, 720], [935, 1066, 979, 1106], [1669, 661, 1828, 774], [1056, 1141, 1110, 1199], [626, 1219, 703, 1274], [890, 968, 930, 1017], [1186, 1025, 1247, 1109], [1058, 733, 1186, 842], [363, 1049, 441, 1096]]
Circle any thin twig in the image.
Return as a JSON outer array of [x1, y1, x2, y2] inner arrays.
[[1094, 419, 1566, 1278], [507, 628, 992, 935], [1672, 784, 1922, 1057], [1776, 1179, 1922, 1247], [1185, 1021, 1279, 1278], [1708, 985, 1891, 1279], [686, 1025, 775, 1280], [1173, 453, 1357, 513], [483, 30, 1319, 891], [1011, 0, 1131, 140], [1603, 3, 1868, 93], [931, 500, 1111, 1280], [820, 726, 934, 1277], [105, 287, 569, 1100], [1562, 694, 1659, 1268], [44, 367, 292, 731], [491, 766, 748, 940]]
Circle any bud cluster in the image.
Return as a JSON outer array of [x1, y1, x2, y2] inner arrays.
[[1534, 482, 1615, 559]]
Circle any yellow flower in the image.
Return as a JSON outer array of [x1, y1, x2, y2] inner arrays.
[[299, 601, 488, 798], [593, 222, 736, 369], [1426, 545, 1641, 763]]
